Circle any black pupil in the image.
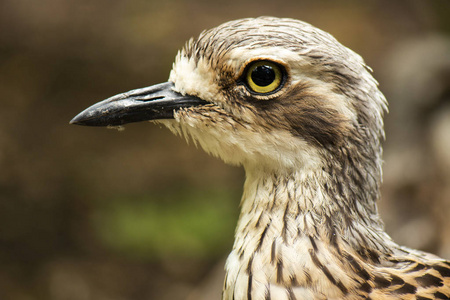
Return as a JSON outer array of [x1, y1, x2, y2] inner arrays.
[[251, 65, 275, 87]]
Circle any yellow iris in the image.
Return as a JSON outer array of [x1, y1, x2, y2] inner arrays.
[[246, 61, 283, 94]]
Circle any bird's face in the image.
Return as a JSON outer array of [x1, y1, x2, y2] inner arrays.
[[71, 17, 386, 172]]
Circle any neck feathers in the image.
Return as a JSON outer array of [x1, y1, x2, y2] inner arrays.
[[238, 165, 391, 254], [223, 162, 395, 299]]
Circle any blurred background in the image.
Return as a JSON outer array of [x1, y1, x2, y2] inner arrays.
[[1, 0, 449, 299]]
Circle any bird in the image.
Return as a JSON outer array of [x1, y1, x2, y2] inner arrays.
[[71, 17, 450, 300]]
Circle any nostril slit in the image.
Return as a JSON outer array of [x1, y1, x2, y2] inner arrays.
[[135, 96, 165, 102]]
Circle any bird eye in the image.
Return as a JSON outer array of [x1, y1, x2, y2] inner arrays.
[[245, 61, 284, 94]]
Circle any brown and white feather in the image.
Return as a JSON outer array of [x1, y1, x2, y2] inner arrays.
[[157, 17, 450, 299]]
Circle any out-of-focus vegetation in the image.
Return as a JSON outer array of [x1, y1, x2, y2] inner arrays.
[[0, 0, 449, 299], [95, 188, 237, 260]]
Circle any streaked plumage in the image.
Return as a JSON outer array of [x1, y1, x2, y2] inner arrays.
[[71, 17, 450, 299]]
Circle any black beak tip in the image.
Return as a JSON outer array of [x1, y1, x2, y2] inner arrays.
[[69, 111, 107, 126], [69, 115, 82, 125], [69, 112, 93, 126], [69, 99, 122, 127]]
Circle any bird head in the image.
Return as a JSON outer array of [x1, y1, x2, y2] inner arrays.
[[71, 17, 387, 174]]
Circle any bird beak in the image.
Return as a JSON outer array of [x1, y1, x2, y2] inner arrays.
[[70, 82, 204, 126]]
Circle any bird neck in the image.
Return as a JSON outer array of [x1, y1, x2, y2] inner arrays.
[[235, 166, 391, 253], [224, 160, 402, 300], [223, 166, 396, 299]]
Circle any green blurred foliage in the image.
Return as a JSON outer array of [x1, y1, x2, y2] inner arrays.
[[95, 188, 238, 260]]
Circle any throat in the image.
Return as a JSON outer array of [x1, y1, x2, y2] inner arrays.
[[237, 167, 387, 246], [223, 167, 395, 299]]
